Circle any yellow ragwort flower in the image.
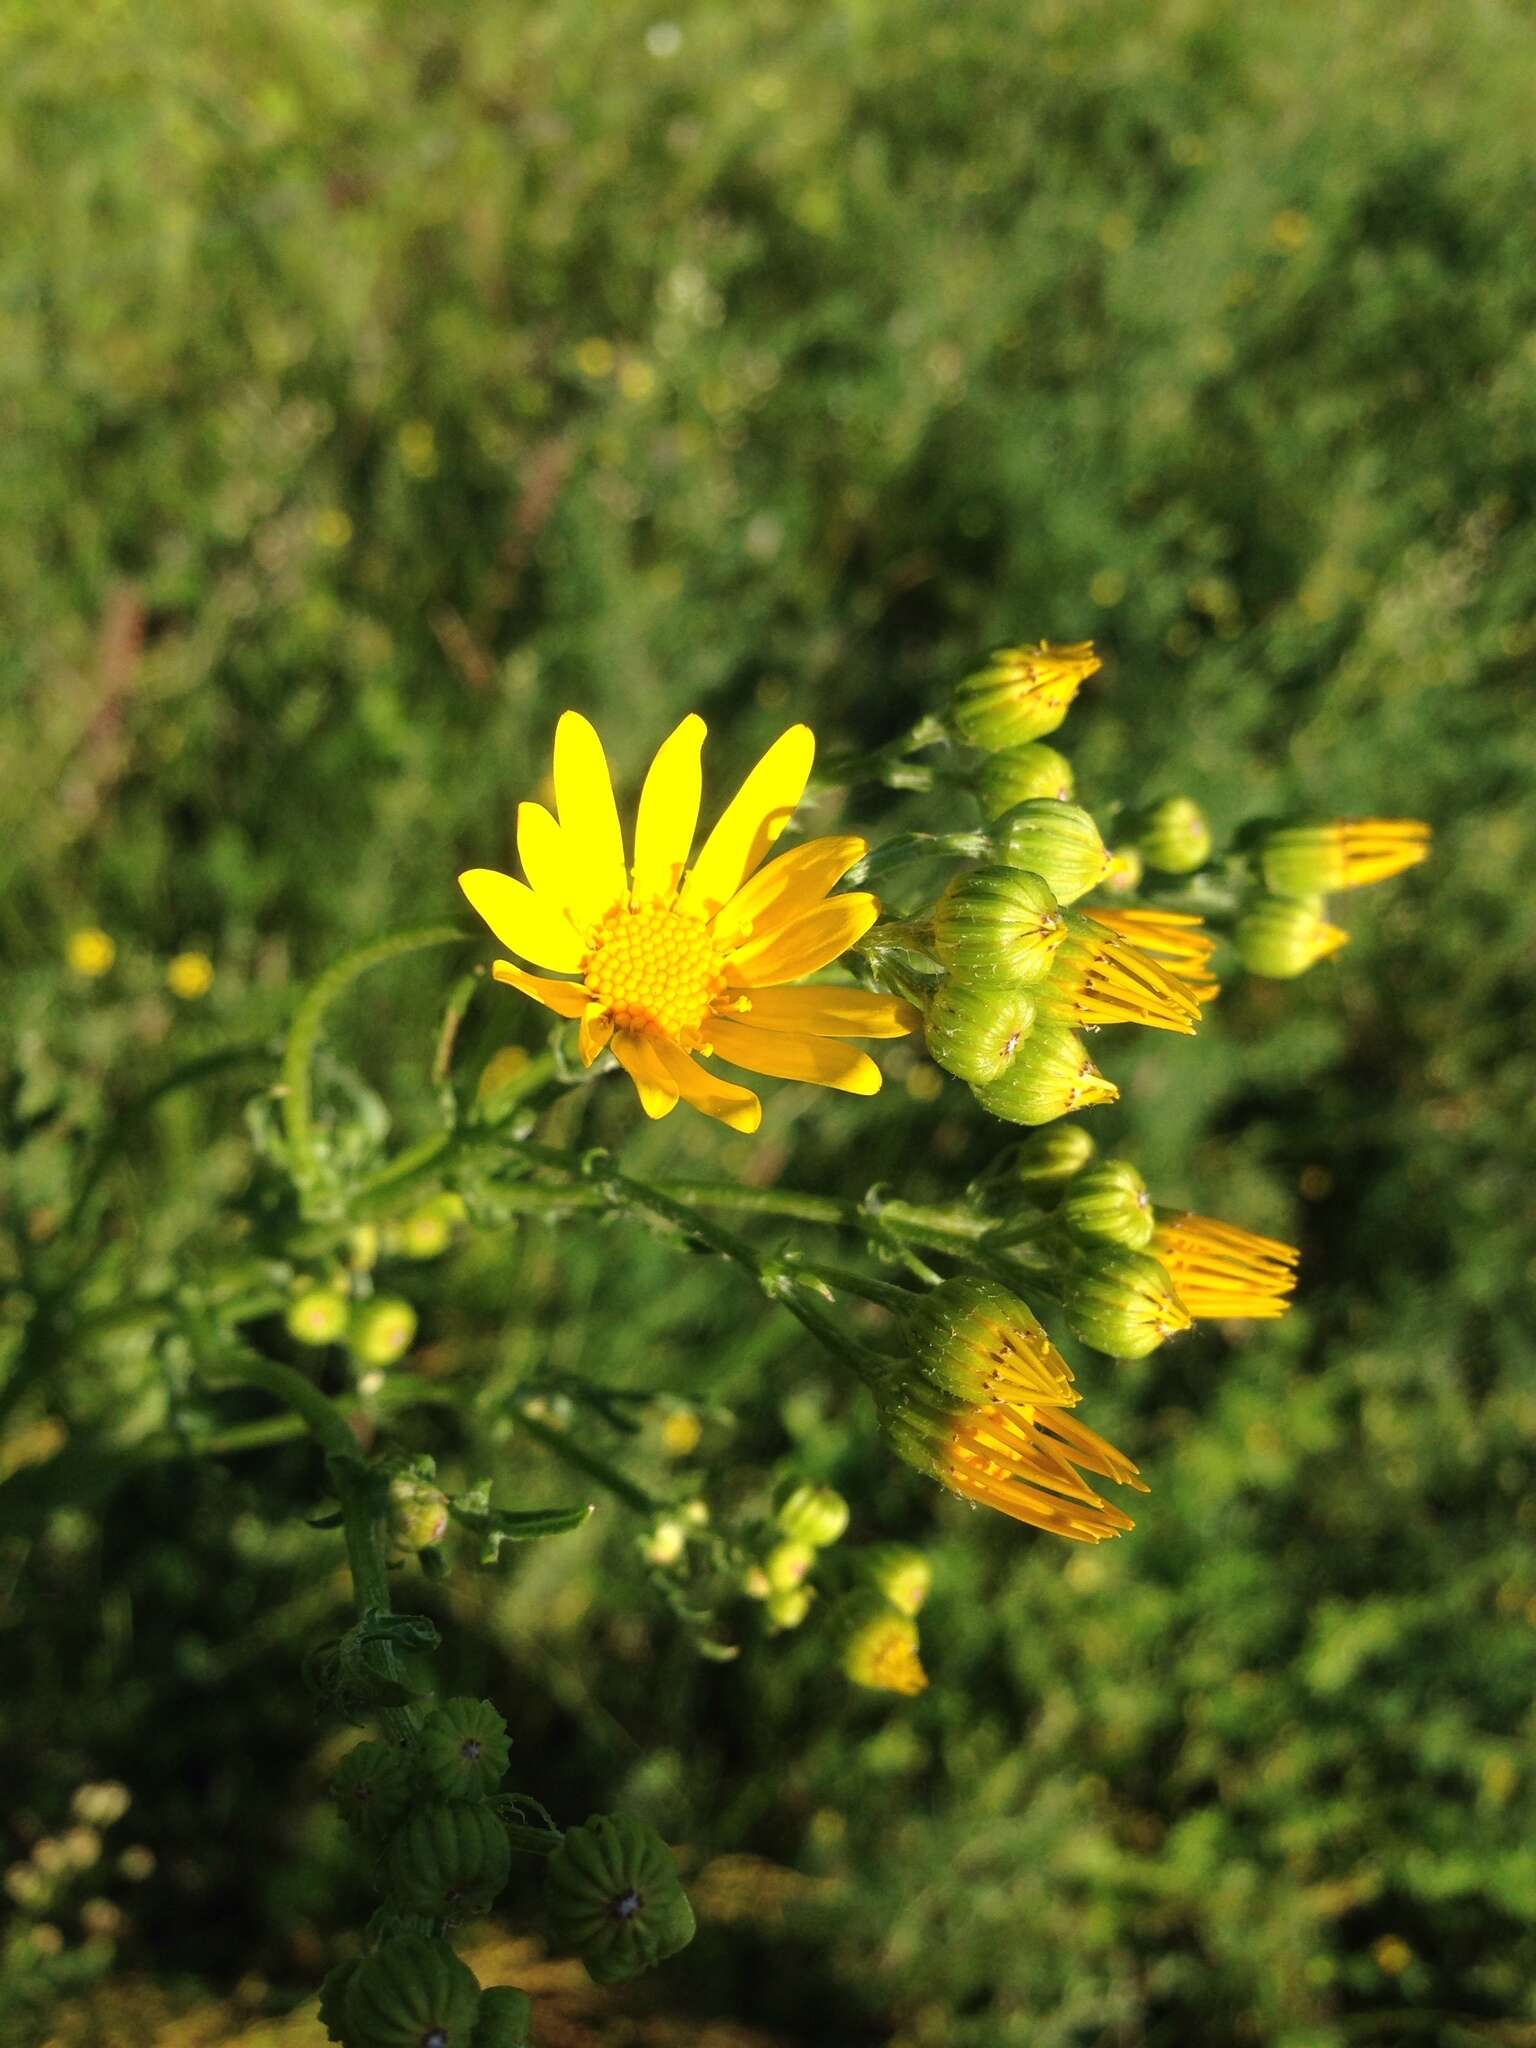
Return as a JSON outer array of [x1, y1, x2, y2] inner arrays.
[[1151, 1212, 1299, 1320], [67, 927, 116, 978], [461, 713, 920, 1133], [1084, 905, 1221, 1003]]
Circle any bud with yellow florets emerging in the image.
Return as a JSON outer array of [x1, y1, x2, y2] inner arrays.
[[1084, 907, 1220, 1004], [831, 1590, 928, 1694], [923, 982, 1037, 1086], [774, 1481, 850, 1548], [992, 800, 1111, 904], [972, 1023, 1118, 1126], [1064, 1247, 1191, 1358], [861, 1277, 1146, 1541], [1151, 1212, 1299, 1320], [930, 867, 1065, 989], [1061, 1160, 1155, 1250], [286, 1286, 351, 1348], [387, 1472, 451, 1554], [951, 641, 1102, 749], [975, 742, 1076, 819], [1035, 913, 1204, 1036], [1234, 896, 1349, 979], [766, 1585, 816, 1630], [859, 1544, 933, 1616], [1133, 795, 1213, 874], [1255, 818, 1430, 896]]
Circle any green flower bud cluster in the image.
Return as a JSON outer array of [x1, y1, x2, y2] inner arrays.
[[284, 1273, 419, 1368], [1229, 816, 1428, 980], [1127, 795, 1213, 876], [544, 1814, 695, 1985], [741, 1481, 852, 1630]]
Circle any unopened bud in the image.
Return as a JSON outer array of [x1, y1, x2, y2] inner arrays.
[[419, 1698, 511, 1802], [286, 1286, 350, 1348], [332, 1741, 416, 1844], [641, 1520, 687, 1567], [344, 1936, 482, 2048], [972, 1024, 1118, 1125], [975, 742, 1075, 819], [387, 1472, 451, 1554], [763, 1538, 816, 1593], [544, 1813, 696, 1984], [774, 1481, 850, 1548], [931, 867, 1065, 989], [392, 1195, 464, 1261], [351, 1297, 419, 1366], [1255, 817, 1430, 896], [1234, 896, 1349, 979], [741, 1564, 772, 1601], [924, 982, 1036, 1086], [832, 1591, 928, 1695], [766, 1584, 816, 1630], [1013, 1122, 1096, 1190], [951, 641, 1101, 749], [317, 1958, 361, 2044], [1134, 795, 1212, 874], [1065, 1248, 1191, 1358], [387, 1801, 512, 1921], [860, 1544, 932, 1617], [992, 800, 1110, 904], [1060, 1160, 1155, 1250]]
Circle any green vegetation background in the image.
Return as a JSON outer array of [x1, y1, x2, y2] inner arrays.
[[4, 0, 1535, 2042]]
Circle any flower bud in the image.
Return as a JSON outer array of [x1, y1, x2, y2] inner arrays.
[[287, 1286, 350, 1348], [317, 1958, 362, 2044], [951, 641, 1101, 749], [1061, 1160, 1155, 1249], [859, 1543, 932, 1617], [641, 1519, 687, 1566], [1234, 896, 1349, 979], [472, 1986, 534, 2048], [774, 1481, 850, 1548], [332, 1741, 417, 1844], [1012, 1122, 1096, 1190], [992, 801, 1110, 904], [930, 868, 1065, 989], [1255, 817, 1430, 895], [391, 1196, 465, 1261], [1151, 1211, 1299, 1320], [1134, 795, 1212, 874], [387, 1473, 451, 1554], [740, 1564, 772, 1601], [1064, 1248, 1191, 1358], [975, 743, 1075, 819], [419, 1699, 511, 1803], [923, 983, 1036, 1086], [387, 1802, 512, 1921], [766, 1584, 815, 1630], [831, 1591, 928, 1695], [903, 1276, 1075, 1408], [544, 1814, 696, 1985], [351, 1298, 419, 1366], [344, 1936, 481, 2048], [972, 1024, 1118, 1125], [1037, 914, 1202, 1035], [763, 1538, 816, 1593], [1100, 845, 1143, 893]]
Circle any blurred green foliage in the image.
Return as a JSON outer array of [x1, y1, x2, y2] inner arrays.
[[3, 0, 1535, 2043]]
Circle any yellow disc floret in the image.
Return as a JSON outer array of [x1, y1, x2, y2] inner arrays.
[[582, 900, 727, 1046]]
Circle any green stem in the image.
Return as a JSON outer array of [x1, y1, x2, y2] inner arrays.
[[281, 925, 470, 1198], [514, 1409, 661, 1515]]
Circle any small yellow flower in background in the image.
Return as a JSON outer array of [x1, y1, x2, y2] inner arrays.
[[166, 950, 214, 1000], [397, 419, 438, 478], [575, 337, 616, 379], [460, 713, 920, 1133], [1270, 208, 1312, 251], [1371, 1934, 1414, 1977], [834, 1591, 928, 1696], [659, 1407, 703, 1458], [312, 507, 353, 550], [617, 359, 658, 402], [68, 927, 116, 978], [1151, 1212, 1299, 1321]]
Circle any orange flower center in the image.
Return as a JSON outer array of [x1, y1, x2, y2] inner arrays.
[[582, 900, 726, 1043]]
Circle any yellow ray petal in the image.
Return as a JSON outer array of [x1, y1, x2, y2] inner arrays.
[[724, 892, 880, 986], [516, 802, 607, 933], [611, 1031, 680, 1119], [461, 869, 584, 971], [491, 959, 590, 1017], [711, 835, 868, 951], [553, 711, 627, 911], [653, 1039, 763, 1133], [731, 985, 920, 1039], [632, 713, 706, 903], [680, 724, 816, 918], [708, 1019, 882, 1095], [578, 1007, 615, 1067]]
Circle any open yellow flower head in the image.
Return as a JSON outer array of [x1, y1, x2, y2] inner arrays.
[[1151, 1212, 1299, 1320], [460, 713, 920, 1133]]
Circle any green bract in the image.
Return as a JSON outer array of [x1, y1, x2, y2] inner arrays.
[[930, 867, 1065, 988], [971, 1024, 1117, 1126], [975, 742, 1076, 819], [333, 1742, 416, 1844], [924, 982, 1036, 1086], [1061, 1160, 1156, 1250], [419, 1699, 511, 1803], [544, 1814, 696, 1986], [1065, 1247, 1191, 1359], [991, 800, 1109, 903], [344, 1936, 481, 2048], [387, 1801, 511, 1921]]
